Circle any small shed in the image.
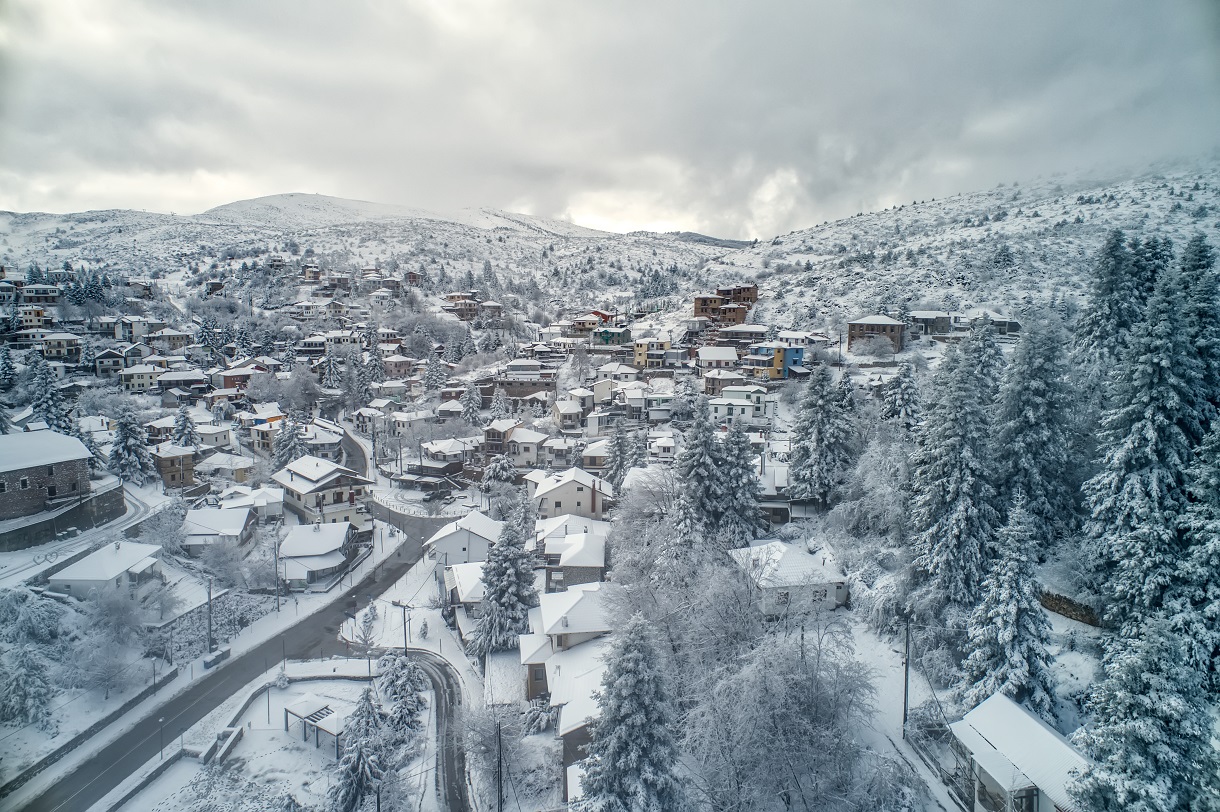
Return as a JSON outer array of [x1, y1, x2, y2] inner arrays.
[[728, 539, 847, 616]]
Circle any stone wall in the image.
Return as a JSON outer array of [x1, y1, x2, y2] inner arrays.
[[0, 483, 125, 552]]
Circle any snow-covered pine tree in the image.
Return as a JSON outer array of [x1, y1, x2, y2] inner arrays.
[[365, 351, 386, 384], [171, 404, 200, 447], [963, 319, 1006, 408], [1082, 266, 1203, 626], [669, 375, 699, 424], [0, 406, 12, 435], [672, 396, 724, 542], [602, 421, 632, 489], [716, 420, 766, 548], [991, 321, 1074, 545], [320, 349, 343, 389], [0, 645, 55, 731], [1165, 423, 1220, 689], [327, 686, 384, 812], [459, 381, 482, 425], [480, 454, 516, 492], [78, 339, 96, 372], [460, 326, 477, 358], [30, 353, 75, 435], [0, 346, 14, 389], [629, 428, 648, 470], [468, 494, 537, 658], [375, 652, 429, 745], [836, 369, 858, 414], [108, 411, 153, 484], [271, 418, 308, 471], [1074, 230, 1142, 375], [1179, 234, 1220, 417], [422, 354, 447, 391], [788, 365, 855, 508], [1129, 235, 1174, 313], [957, 492, 1057, 721], [881, 360, 921, 433], [1071, 615, 1219, 812], [909, 343, 999, 622], [488, 387, 510, 421], [341, 356, 368, 410], [581, 615, 684, 812]]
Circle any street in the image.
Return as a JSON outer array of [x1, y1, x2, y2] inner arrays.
[[15, 513, 447, 812]]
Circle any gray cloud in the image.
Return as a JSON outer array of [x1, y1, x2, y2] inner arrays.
[[1, 0, 1217, 236]]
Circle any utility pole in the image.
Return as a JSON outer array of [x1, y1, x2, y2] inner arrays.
[[902, 617, 911, 740], [496, 721, 504, 812], [206, 578, 214, 652], [392, 600, 410, 650], [273, 529, 281, 613]]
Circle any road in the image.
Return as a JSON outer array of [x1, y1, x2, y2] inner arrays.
[[15, 513, 448, 812], [0, 484, 154, 589], [411, 649, 470, 812]]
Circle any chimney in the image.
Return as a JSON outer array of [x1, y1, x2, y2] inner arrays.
[[114, 541, 120, 550]]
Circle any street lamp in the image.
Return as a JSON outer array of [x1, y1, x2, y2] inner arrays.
[[159, 717, 165, 759]]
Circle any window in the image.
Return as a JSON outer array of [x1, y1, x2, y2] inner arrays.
[[0, 482, 5, 493], [777, 591, 790, 605], [19, 478, 28, 490], [46, 465, 54, 476], [554, 501, 561, 509], [576, 501, 582, 508], [533, 666, 545, 682], [576, 486, 584, 492], [47, 485, 56, 497], [71, 482, 77, 492]]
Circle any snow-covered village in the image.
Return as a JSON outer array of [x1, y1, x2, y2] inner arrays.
[[0, 4, 1218, 812]]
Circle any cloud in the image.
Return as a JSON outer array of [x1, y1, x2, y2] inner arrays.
[[1, 0, 1217, 237]]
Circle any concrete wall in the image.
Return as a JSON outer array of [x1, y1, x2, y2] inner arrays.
[[0, 483, 125, 552]]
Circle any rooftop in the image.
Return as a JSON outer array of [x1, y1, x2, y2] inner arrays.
[[51, 541, 160, 583], [0, 430, 92, 474]]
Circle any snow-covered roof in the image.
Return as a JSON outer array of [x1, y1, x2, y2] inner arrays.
[[728, 540, 844, 588], [547, 635, 611, 736], [553, 400, 582, 415], [183, 508, 252, 538], [535, 515, 612, 543], [568, 387, 594, 397], [443, 561, 486, 604], [218, 485, 285, 507], [51, 541, 160, 583], [510, 427, 548, 445], [697, 346, 738, 361], [848, 314, 905, 325], [272, 455, 368, 492], [425, 510, 504, 548], [950, 694, 1089, 810], [550, 533, 606, 568], [486, 418, 520, 433], [0, 430, 92, 473], [280, 523, 349, 558], [534, 468, 614, 501], [537, 582, 614, 637]]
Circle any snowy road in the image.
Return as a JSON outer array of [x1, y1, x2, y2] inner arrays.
[[410, 649, 471, 812]]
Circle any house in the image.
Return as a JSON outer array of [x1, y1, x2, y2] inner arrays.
[[444, 561, 488, 644], [301, 419, 345, 461], [742, 341, 806, 380], [715, 283, 759, 305], [529, 468, 614, 520], [632, 337, 671, 369], [710, 384, 774, 426], [40, 332, 82, 363], [115, 315, 166, 343], [150, 442, 196, 488], [595, 362, 639, 383], [279, 522, 353, 590], [181, 507, 257, 555], [482, 418, 520, 455], [909, 310, 952, 336], [272, 456, 372, 527], [423, 511, 504, 567], [591, 325, 631, 346], [148, 327, 193, 352], [728, 539, 847, 616], [94, 348, 126, 376], [696, 346, 738, 375], [217, 485, 285, 522], [47, 541, 161, 598], [693, 293, 725, 319], [552, 400, 583, 432], [701, 368, 748, 397], [194, 451, 256, 483], [949, 693, 1089, 812], [847, 314, 906, 352], [532, 514, 610, 592], [0, 431, 93, 520], [120, 363, 162, 393]]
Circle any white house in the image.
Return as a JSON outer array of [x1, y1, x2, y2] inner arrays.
[[182, 507, 257, 555], [217, 485, 285, 521], [48, 541, 161, 598], [696, 346, 738, 374], [728, 539, 847, 615], [423, 510, 504, 567], [271, 455, 372, 526], [279, 522, 352, 590], [528, 467, 614, 520], [950, 693, 1090, 812]]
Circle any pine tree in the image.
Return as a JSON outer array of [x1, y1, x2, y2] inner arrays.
[[1083, 267, 1203, 625], [468, 493, 538, 658], [422, 354, 447, 391], [672, 396, 724, 542], [602, 422, 632, 489], [909, 344, 999, 620], [628, 429, 648, 470], [788, 365, 855, 507], [376, 653, 429, 745], [1179, 234, 1220, 417], [0, 645, 55, 731], [480, 454, 516, 492], [1129, 235, 1173, 312], [272, 418, 308, 470], [964, 319, 1006, 408], [0, 407, 12, 435], [958, 493, 1057, 720], [488, 387, 510, 420], [328, 687, 384, 812], [1074, 230, 1141, 374], [78, 339, 96, 372], [460, 326, 477, 358], [108, 411, 154, 483], [581, 615, 684, 812], [171, 404, 200, 447], [881, 360, 921, 432], [0, 346, 14, 389], [991, 321, 1074, 544], [341, 356, 370, 410], [669, 374, 700, 424], [30, 354, 75, 434], [716, 421, 766, 548], [365, 352, 386, 384], [320, 349, 343, 389], [280, 341, 297, 369], [459, 381, 482, 425], [1072, 616, 1219, 812]]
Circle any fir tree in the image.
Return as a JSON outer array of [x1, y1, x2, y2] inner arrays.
[[171, 404, 200, 447], [460, 326, 477, 358], [320, 349, 343, 389], [0, 645, 55, 731], [991, 321, 1074, 544], [672, 396, 724, 542], [1074, 230, 1141, 374], [459, 381, 483, 426], [716, 421, 766, 547], [468, 493, 538, 658], [480, 454, 517, 492], [376, 652, 429, 745], [488, 387, 510, 421], [1179, 234, 1220, 417], [280, 341, 297, 369], [881, 360, 921, 432], [957, 493, 1057, 721], [628, 429, 648, 470], [1083, 267, 1203, 624], [0, 346, 14, 389], [669, 375, 700, 424], [909, 344, 999, 620], [788, 365, 855, 507], [29, 353, 75, 435], [272, 418, 308, 470], [964, 319, 1006, 408], [422, 354, 447, 391], [108, 411, 154, 483], [365, 352, 386, 384], [1129, 235, 1173, 312], [602, 421, 632, 489], [1072, 616, 1219, 812], [0, 407, 11, 435], [78, 339, 96, 372], [328, 687, 384, 812], [6, 301, 19, 335], [581, 615, 684, 812]]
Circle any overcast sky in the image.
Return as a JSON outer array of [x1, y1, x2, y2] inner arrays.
[[1, 1, 1218, 237]]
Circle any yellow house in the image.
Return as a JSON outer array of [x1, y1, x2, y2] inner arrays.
[[632, 338, 671, 369]]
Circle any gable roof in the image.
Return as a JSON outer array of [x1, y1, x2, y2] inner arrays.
[[280, 522, 349, 557], [183, 508, 252, 538], [51, 542, 160, 583], [0, 430, 92, 473], [728, 540, 844, 588], [425, 510, 504, 548], [533, 467, 614, 501], [537, 582, 614, 637]]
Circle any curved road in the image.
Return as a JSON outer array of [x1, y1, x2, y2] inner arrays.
[[410, 649, 470, 811], [15, 513, 447, 812]]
